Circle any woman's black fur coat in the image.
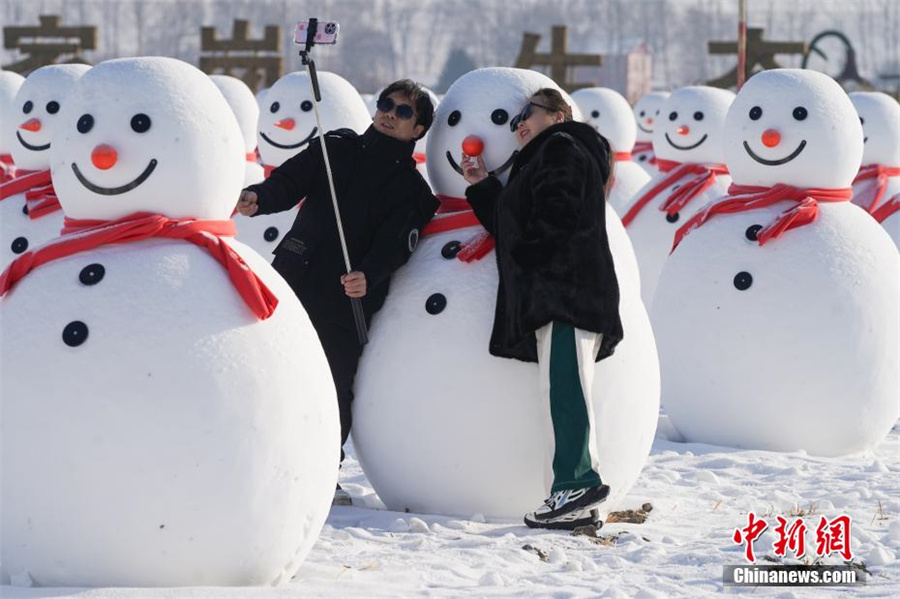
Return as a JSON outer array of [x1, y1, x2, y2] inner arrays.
[[466, 120, 623, 363]]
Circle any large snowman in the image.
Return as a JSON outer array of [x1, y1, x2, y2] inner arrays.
[[571, 87, 651, 216], [210, 74, 265, 187], [353, 67, 659, 519], [651, 69, 900, 456], [0, 57, 339, 587], [0, 70, 26, 181], [240, 70, 372, 258], [848, 92, 900, 223], [622, 86, 735, 305], [0, 64, 89, 269], [631, 91, 670, 175]]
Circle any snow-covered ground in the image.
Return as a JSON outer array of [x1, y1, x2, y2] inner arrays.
[[4, 416, 899, 598]]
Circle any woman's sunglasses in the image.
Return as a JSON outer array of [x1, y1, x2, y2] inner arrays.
[[509, 102, 552, 132], [376, 97, 416, 121]]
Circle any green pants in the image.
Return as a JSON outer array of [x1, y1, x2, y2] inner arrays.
[[537, 322, 603, 493]]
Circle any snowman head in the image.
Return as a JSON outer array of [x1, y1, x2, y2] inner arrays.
[[632, 91, 670, 142], [0, 71, 26, 156], [849, 91, 900, 168], [11, 64, 90, 170], [210, 75, 260, 155], [257, 71, 371, 167], [50, 57, 244, 221], [426, 67, 581, 199], [725, 70, 864, 189], [571, 87, 636, 155], [653, 86, 735, 165]]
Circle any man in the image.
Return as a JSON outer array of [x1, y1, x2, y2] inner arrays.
[[237, 80, 439, 505]]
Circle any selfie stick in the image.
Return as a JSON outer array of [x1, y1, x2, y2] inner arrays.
[[299, 18, 368, 345]]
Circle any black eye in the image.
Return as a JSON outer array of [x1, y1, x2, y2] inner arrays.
[[792, 106, 808, 121], [490, 108, 508, 126], [859, 117, 865, 125], [693, 111, 704, 121], [270, 101, 280, 113], [23, 100, 33, 114], [655, 110, 660, 115], [749, 106, 762, 120], [448, 110, 461, 126], [668, 111, 677, 121], [77, 114, 94, 134], [589, 110, 599, 118], [131, 114, 151, 133], [639, 110, 645, 117], [46, 101, 60, 114], [301, 100, 313, 112]]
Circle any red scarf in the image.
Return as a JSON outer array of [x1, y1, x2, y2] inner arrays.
[[0, 154, 15, 183], [413, 152, 426, 165], [672, 183, 853, 252], [621, 159, 728, 227], [632, 141, 657, 165], [870, 192, 900, 224], [0, 212, 279, 320], [246, 152, 258, 163], [852, 164, 900, 214], [264, 164, 277, 179], [0, 169, 61, 219], [422, 194, 494, 262], [615, 152, 632, 161]]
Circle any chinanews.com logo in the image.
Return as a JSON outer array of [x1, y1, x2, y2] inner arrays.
[[724, 512, 866, 587]]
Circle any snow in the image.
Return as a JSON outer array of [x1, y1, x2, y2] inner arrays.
[[3, 419, 898, 597]]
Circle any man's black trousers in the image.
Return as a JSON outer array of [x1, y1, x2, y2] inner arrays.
[[313, 320, 363, 464]]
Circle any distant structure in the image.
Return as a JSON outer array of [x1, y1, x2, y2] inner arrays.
[[802, 30, 872, 92], [707, 27, 807, 89], [199, 19, 282, 93], [435, 49, 477, 93], [570, 40, 652, 104], [513, 25, 603, 92], [2, 15, 96, 74]]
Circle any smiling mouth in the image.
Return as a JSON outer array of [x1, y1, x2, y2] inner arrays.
[[665, 133, 708, 151], [446, 150, 518, 178], [16, 131, 50, 152], [259, 127, 318, 150], [743, 140, 807, 166], [72, 159, 158, 195], [637, 123, 653, 134]]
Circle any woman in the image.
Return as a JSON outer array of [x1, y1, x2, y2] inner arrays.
[[462, 88, 623, 530]]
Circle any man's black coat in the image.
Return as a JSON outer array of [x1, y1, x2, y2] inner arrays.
[[245, 126, 439, 330], [466, 121, 623, 363]]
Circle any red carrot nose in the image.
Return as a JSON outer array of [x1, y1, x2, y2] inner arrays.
[[645, 118, 653, 125], [761, 128, 781, 148], [461, 135, 484, 157], [676, 125, 690, 136], [91, 144, 118, 170], [20, 118, 41, 132], [274, 118, 295, 131]]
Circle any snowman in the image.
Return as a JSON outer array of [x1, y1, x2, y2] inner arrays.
[[848, 92, 900, 224], [0, 70, 26, 181], [0, 64, 89, 269], [210, 75, 265, 187], [651, 69, 899, 456], [631, 91, 670, 175], [242, 71, 371, 258], [352, 67, 659, 519], [871, 193, 900, 249], [571, 87, 651, 216], [621, 86, 735, 305], [0, 57, 339, 587]]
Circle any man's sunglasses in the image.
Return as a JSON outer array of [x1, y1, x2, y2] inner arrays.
[[509, 102, 552, 132], [376, 97, 416, 120]]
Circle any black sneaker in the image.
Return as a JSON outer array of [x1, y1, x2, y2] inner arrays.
[[526, 484, 610, 522], [524, 506, 602, 530], [332, 483, 352, 507]]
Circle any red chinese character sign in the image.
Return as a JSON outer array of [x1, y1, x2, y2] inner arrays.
[[733, 513, 854, 563]]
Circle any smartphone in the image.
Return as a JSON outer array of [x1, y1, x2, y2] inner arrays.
[[294, 20, 339, 45]]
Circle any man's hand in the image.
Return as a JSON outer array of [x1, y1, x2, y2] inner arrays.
[[236, 190, 259, 216], [461, 154, 488, 185], [341, 271, 367, 298]]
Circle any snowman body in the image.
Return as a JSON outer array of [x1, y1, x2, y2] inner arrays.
[[353, 68, 659, 519], [0, 70, 26, 178], [1, 65, 89, 268], [849, 92, 900, 227], [210, 74, 265, 187], [624, 86, 735, 305], [652, 69, 900, 456], [571, 87, 651, 216], [1, 57, 339, 586]]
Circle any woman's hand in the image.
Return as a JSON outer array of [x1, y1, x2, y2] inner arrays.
[[462, 154, 489, 185]]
